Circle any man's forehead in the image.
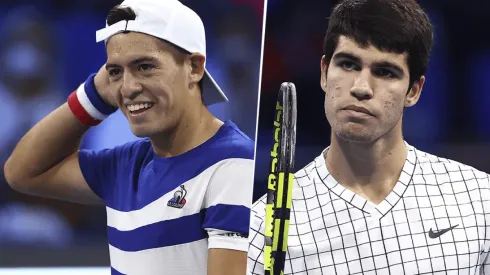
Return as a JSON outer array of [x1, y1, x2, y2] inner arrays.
[[334, 35, 408, 68], [106, 32, 162, 53], [106, 32, 175, 63]]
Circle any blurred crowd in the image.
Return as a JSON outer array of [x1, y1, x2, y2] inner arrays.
[[0, 0, 263, 263]]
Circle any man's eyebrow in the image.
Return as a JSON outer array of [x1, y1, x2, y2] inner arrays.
[[371, 61, 404, 75], [332, 52, 362, 64], [106, 57, 159, 70], [332, 51, 405, 75]]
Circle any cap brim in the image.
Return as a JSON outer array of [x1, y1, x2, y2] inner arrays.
[[202, 69, 228, 106]]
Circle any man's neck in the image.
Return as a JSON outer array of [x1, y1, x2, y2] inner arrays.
[[150, 105, 223, 158], [325, 126, 407, 205]]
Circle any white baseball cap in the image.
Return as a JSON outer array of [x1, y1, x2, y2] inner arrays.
[[95, 0, 228, 106]]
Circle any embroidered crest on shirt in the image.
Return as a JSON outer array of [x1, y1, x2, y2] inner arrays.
[[167, 185, 187, 208]]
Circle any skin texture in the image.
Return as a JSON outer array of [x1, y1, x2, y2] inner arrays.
[[208, 248, 247, 275], [320, 35, 425, 204], [101, 32, 223, 157]]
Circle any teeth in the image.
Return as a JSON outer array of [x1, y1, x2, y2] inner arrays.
[[127, 103, 153, 112]]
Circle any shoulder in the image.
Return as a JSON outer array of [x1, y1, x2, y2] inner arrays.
[[209, 121, 255, 160], [412, 145, 490, 188], [172, 122, 255, 186], [113, 138, 153, 157], [294, 156, 320, 188], [414, 145, 489, 178], [194, 121, 255, 176], [79, 138, 153, 166]]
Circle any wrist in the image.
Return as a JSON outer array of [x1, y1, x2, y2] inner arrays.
[[67, 73, 117, 126]]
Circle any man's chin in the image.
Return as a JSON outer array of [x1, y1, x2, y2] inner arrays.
[[335, 129, 376, 144], [129, 125, 154, 138]]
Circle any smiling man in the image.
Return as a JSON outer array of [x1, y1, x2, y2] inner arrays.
[[4, 0, 254, 274], [248, 0, 490, 274]]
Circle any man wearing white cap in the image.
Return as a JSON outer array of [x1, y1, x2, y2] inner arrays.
[[4, 0, 254, 274]]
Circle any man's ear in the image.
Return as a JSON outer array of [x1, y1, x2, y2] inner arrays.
[[189, 54, 205, 88], [405, 75, 425, 107], [320, 55, 328, 93]]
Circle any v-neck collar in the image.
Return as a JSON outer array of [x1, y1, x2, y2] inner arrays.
[[314, 142, 417, 218]]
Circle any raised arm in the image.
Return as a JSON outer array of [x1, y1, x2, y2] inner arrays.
[[4, 66, 117, 204]]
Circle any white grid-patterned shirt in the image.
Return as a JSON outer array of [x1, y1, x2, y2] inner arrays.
[[248, 143, 490, 274]]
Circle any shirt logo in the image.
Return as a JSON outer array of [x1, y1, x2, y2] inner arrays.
[[167, 185, 187, 209], [428, 224, 459, 239]]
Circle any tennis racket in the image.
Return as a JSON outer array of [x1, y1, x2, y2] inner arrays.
[[264, 82, 297, 275]]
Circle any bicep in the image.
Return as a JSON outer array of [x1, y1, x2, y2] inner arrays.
[[207, 248, 247, 275], [24, 152, 102, 204]]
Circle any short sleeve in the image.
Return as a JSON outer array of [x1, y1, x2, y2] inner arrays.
[[78, 140, 146, 201], [202, 157, 254, 252], [78, 147, 119, 201]]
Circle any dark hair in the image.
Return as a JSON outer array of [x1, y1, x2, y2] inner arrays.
[[322, 0, 433, 88], [106, 6, 204, 94]]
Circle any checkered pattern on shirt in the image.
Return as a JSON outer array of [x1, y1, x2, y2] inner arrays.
[[247, 143, 490, 274]]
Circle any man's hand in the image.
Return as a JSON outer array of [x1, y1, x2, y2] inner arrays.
[[94, 64, 118, 108], [207, 248, 247, 275]]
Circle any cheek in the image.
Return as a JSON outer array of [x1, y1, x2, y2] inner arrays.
[[324, 71, 346, 111], [110, 84, 123, 106], [170, 71, 187, 90], [380, 90, 406, 122], [382, 94, 398, 110], [152, 70, 187, 106]]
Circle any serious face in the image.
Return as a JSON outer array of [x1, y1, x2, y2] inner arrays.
[[105, 32, 203, 137], [320, 35, 424, 144]]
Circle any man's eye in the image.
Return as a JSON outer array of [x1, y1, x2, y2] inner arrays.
[[108, 69, 121, 77], [340, 61, 358, 71], [140, 64, 154, 71], [375, 68, 396, 78]]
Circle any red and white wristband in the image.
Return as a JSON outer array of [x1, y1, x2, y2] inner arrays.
[[67, 73, 117, 126]]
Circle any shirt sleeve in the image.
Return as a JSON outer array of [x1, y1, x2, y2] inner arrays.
[[202, 157, 254, 252], [78, 142, 132, 201]]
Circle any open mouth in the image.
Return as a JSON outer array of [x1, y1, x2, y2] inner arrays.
[[126, 103, 154, 115]]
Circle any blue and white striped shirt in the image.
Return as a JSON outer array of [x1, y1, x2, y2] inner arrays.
[[79, 121, 254, 274]]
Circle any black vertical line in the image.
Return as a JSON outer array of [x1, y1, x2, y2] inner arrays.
[[430, 159, 459, 271], [413, 173, 435, 272], [315, 168, 338, 274], [388, 210, 407, 274], [362, 210, 378, 272], [346, 204, 364, 272], [420, 169, 448, 272], [326, 189, 351, 274]]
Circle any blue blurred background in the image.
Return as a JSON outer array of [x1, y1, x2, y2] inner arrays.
[[0, 0, 263, 269], [253, 0, 490, 202]]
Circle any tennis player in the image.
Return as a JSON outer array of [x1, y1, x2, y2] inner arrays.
[[248, 0, 490, 274], [5, 0, 254, 274]]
